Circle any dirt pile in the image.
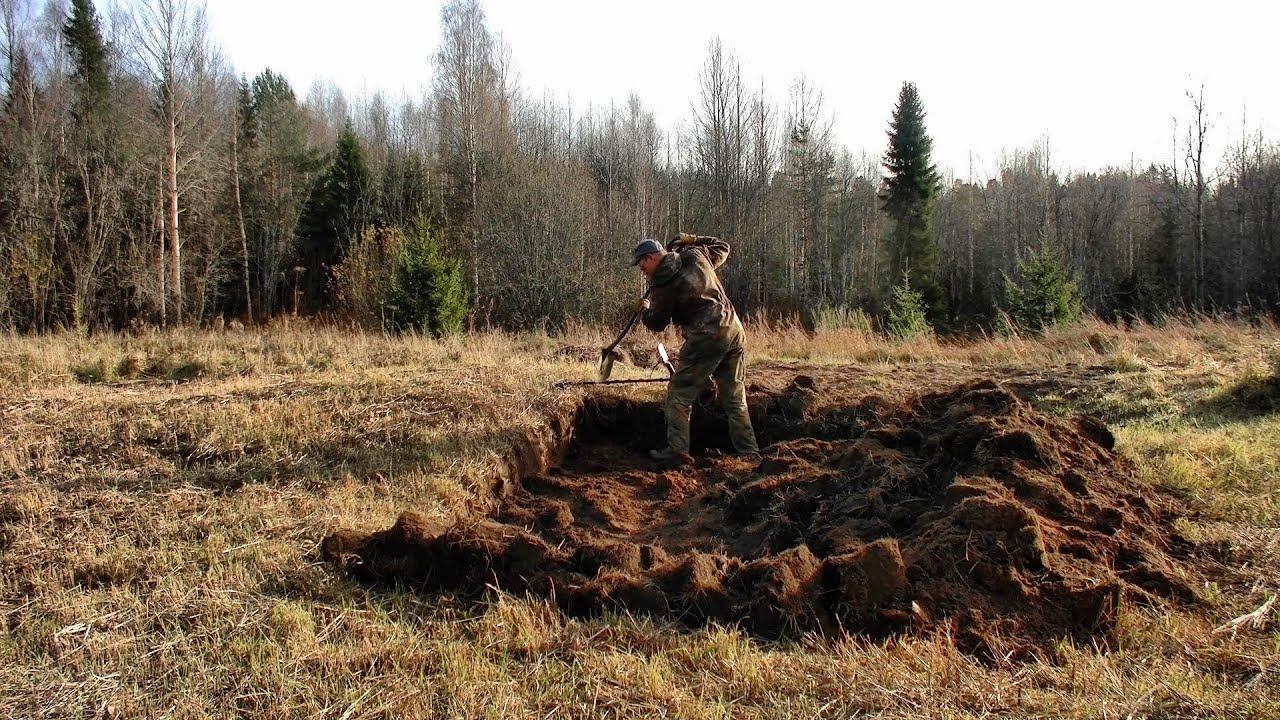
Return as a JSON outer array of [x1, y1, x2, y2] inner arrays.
[[324, 377, 1197, 659]]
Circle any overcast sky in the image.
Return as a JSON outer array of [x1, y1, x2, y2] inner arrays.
[[204, 0, 1279, 180]]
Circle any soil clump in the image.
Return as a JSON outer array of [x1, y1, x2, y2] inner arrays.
[[324, 376, 1197, 659]]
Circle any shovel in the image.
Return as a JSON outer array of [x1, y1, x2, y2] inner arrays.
[[599, 235, 691, 381], [555, 377, 667, 388], [598, 287, 653, 382], [657, 343, 676, 376], [558, 342, 672, 389]]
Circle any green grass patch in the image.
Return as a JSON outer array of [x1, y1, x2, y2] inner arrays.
[[1209, 362, 1280, 415], [1120, 415, 1280, 524]]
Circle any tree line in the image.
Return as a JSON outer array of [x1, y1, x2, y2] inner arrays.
[[2, 0, 1278, 334]]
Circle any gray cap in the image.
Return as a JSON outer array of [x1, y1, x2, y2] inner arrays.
[[629, 239, 662, 266]]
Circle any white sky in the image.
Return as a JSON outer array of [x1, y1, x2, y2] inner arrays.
[[204, 0, 1280, 180]]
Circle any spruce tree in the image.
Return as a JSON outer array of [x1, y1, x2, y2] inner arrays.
[[297, 122, 371, 310], [384, 220, 467, 336], [62, 0, 110, 122], [3, 47, 33, 118], [61, 0, 118, 328], [242, 69, 318, 315], [885, 270, 932, 339], [235, 75, 254, 145], [880, 82, 942, 320], [1003, 244, 1083, 335]]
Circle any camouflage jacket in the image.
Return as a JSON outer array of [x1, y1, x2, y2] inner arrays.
[[641, 236, 742, 346]]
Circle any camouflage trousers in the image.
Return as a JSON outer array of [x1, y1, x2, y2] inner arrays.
[[665, 327, 759, 455]]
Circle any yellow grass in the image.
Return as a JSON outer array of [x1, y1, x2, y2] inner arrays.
[[1, 317, 1277, 718]]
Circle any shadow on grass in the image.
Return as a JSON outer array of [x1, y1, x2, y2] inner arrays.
[[78, 421, 526, 497], [1189, 372, 1280, 423], [1005, 362, 1280, 430]]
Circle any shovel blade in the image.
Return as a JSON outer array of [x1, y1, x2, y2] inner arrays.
[[598, 349, 615, 382], [657, 343, 675, 376]]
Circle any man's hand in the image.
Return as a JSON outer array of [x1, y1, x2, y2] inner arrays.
[[669, 232, 698, 249], [637, 297, 651, 312]]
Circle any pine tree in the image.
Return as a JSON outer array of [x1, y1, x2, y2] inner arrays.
[[880, 82, 942, 320], [1003, 244, 1083, 335], [297, 122, 371, 310]]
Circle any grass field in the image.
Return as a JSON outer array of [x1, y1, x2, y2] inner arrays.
[[1, 317, 1277, 718]]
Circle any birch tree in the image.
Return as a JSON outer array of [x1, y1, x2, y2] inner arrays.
[[433, 0, 511, 311], [130, 0, 221, 324]]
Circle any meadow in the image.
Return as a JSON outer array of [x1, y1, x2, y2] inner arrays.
[[1, 317, 1277, 718]]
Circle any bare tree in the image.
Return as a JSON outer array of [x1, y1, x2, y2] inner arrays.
[[231, 103, 251, 322], [130, 0, 219, 324], [1, 0, 25, 93], [784, 76, 833, 304], [0, 1, 68, 330], [625, 93, 663, 238], [0, 0, 29, 324], [744, 82, 778, 309], [433, 0, 512, 312], [690, 38, 748, 236], [1184, 86, 1211, 310]]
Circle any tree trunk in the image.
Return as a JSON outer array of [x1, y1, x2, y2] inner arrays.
[[157, 162, 167, 326], [166, 110, 182, 324], [232, 126, 253, 323]]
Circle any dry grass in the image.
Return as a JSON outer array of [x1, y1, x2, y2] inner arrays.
[[1, 317, 1278, 718]]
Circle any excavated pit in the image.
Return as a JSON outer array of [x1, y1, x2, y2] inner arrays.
[[324, 376, 1199, 660]]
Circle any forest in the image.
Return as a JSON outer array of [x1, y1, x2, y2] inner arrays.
[[2, 0, 1278, 333]]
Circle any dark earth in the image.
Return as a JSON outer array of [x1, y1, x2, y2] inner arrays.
[[324, 371, 1199, 661]]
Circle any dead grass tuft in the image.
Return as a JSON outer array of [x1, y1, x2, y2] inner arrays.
[[0, 487, 53, 525]]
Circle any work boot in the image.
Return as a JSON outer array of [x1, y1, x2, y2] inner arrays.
[[649, 447, 691, 466]]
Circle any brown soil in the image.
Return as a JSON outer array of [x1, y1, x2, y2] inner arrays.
[[324, 374, 1198, 660]]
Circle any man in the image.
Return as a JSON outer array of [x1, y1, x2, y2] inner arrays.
[[631, 233, 759, 464]]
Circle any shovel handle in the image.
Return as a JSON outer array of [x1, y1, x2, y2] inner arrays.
[[556, 377, 668, 388], [604, 286, 654, 355]]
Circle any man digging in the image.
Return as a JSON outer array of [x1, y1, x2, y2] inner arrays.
[[632, 233, 759, 465]]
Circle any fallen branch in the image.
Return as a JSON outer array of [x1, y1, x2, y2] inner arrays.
[[1213, 594, 1277, 638]]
